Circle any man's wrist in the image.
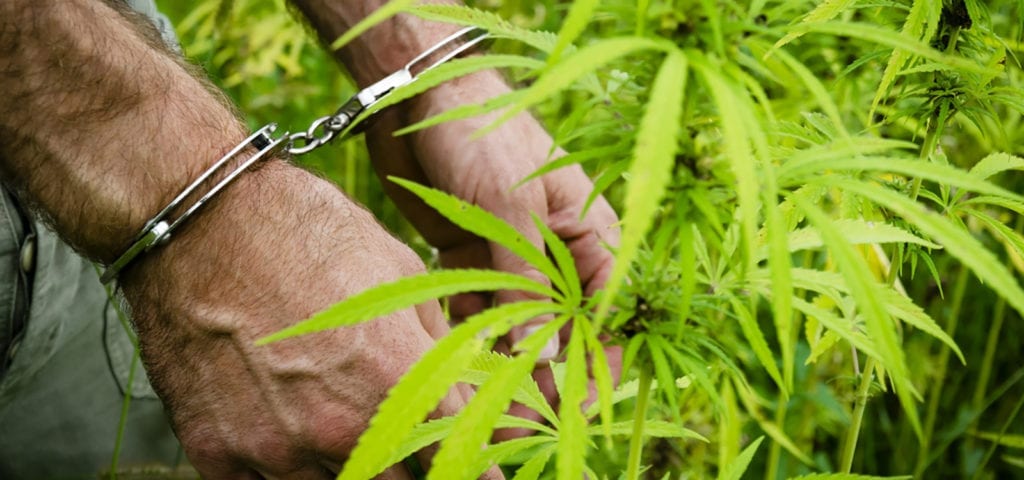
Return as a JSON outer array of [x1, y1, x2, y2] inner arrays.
[[119, 159, 363, 332], [293, 0, 463, 86]]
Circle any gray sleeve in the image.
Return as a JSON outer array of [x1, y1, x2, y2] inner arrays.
[[124, 0, 182, 52]]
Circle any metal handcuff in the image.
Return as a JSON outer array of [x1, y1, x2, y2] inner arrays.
[[100, 26, 489, 284]]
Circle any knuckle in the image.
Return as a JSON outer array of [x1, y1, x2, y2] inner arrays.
[[178, 429, 232, 467], [307, 413, 360, 457]]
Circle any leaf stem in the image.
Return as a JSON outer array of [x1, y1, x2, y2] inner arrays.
[[625, 367, 653, 480], [840, 356, 876, 473]]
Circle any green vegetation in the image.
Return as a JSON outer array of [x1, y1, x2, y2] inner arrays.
[[160, 0, 1024, 478]]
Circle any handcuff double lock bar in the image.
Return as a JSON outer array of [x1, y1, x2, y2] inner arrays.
[[100, 26, 489, 284]]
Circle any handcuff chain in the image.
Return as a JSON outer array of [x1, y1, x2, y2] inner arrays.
[[285, 114, 347, 155], [281, 26, 488, 156]]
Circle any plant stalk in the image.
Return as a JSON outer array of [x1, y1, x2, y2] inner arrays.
[[764, 400, 787, 480], [914, 266, 970, 477], [840, 357, 876, 473], [973, 296, 1006, 411], [908, 121, 944, 202], [625, 367, 654, 480], [971, 217, 1020, 415]]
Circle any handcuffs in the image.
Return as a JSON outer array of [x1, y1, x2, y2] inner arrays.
[[100, 26, 489, 284]]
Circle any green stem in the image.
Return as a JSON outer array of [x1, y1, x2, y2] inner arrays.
[[908, 123, 943, 201], [636, 0, 649, 36], [973, 296, 1006, 411], [971, 217, 1020, 415], [109, 347, 140, 478], [764, 400, 787, 480], [840, 357, 876, 473], [625, 367, 653, 480], [914, 266, 970, 477]]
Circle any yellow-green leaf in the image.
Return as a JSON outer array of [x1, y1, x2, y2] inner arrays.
[[258, 269, 557, 344], [594, 48, 687, 323]]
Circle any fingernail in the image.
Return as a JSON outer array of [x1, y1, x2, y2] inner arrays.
[[538, 336, 560, 362], [514, 325, 560, 362]]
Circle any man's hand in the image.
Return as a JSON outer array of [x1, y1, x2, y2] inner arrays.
[[365, 73, 624, 438], [291, 0, 623, 436], [0, 2, 501, 477], [120, 161, 495, 478]]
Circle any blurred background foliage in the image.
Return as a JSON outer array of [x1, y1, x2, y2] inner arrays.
[[156, 0, 1024, 478]]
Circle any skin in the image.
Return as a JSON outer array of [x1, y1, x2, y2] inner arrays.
[[0, 0, 620, 478], [294, 0, 624, 436]]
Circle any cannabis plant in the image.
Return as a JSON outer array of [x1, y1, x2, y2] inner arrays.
[[166, 0, 1024, 478]]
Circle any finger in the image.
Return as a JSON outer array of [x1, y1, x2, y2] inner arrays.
[[543, 165, 621, 296], [414, 296, 451, 341], [439, 241, 494, 323]]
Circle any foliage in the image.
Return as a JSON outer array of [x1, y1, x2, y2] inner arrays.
[[161, 0, 1024, 478]]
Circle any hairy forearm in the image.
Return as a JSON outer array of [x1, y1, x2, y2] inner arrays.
[[0, 0, 249, 262], [289, 0, 463, 86]]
